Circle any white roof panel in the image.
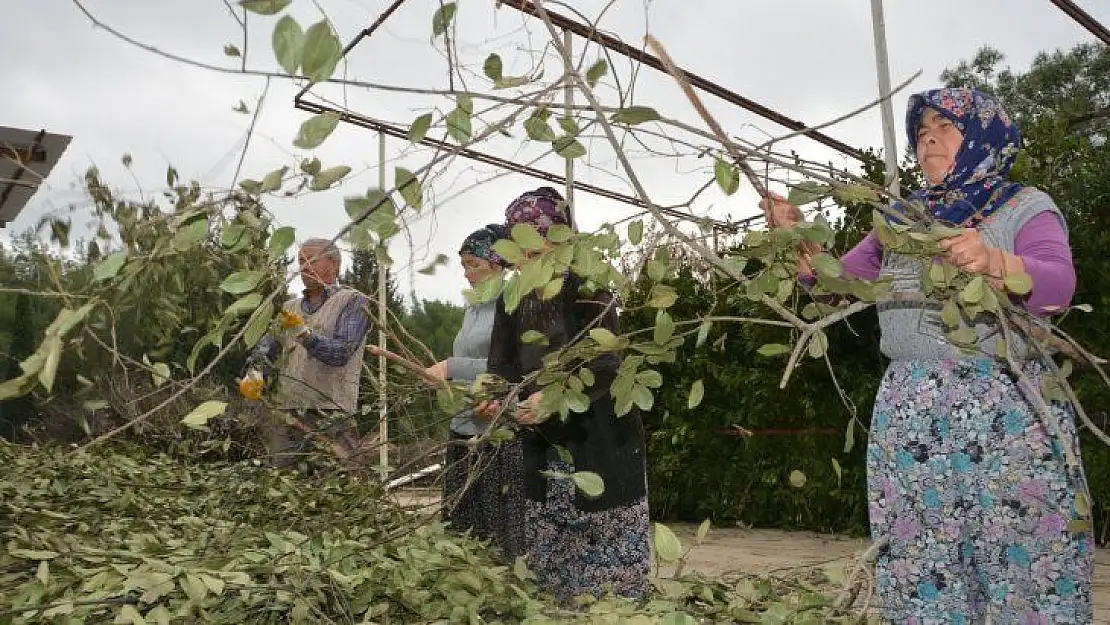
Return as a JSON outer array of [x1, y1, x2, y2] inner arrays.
[[0, 126, 72, 227]]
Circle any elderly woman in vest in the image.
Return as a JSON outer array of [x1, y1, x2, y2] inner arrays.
[[764, 88, 1092, 623], [476, 187, 651, 605], [243, 238, 372, 468], [424, 223, 526, 561]]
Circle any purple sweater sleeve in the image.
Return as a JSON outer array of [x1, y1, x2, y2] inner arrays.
[[1014, 211, 1075, 317], [799, 215, 1074, 316], [798, 230, 883, 290], [839, 231, 883, 280]]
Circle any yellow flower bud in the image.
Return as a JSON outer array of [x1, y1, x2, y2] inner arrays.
[[238, 370, 265, 401], [279, 310, 305, 329]]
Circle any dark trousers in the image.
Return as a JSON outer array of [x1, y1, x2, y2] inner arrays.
[[262, 409, 358, 469]]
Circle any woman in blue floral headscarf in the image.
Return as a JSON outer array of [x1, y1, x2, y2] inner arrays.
[[430, 224, 527, 561], [763, 88, 1092, 623]]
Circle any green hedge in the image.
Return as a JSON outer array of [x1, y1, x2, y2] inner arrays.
[[628, 262, 1110, 542], [626, 264, 882, 535]]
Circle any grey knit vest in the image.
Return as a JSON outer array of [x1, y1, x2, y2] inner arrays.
[[877, 187, 1066, 361], [275, 287, 365, 414]]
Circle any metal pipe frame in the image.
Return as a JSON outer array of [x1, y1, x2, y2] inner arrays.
[[294, 0, 875, 233]]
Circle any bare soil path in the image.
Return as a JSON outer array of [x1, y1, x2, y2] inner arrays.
[[666, 524, 1108, 622], [394, 489, 1110, 621]]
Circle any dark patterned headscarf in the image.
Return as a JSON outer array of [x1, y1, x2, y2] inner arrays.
[[892, 87, 1024, 227], [504, 186, 570, 235], [459, 223, 509, 267]]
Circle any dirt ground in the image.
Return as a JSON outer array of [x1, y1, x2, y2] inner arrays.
[[394, 488, 1109, 621], [666, 524, 1109, 622]]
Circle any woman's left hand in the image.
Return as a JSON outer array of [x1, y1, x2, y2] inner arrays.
[[516, 391, 543, 424], [939, 228, 996, 275]]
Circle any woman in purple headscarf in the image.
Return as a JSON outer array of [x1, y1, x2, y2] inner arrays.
[[428, 224, 526, 561], [477, 187, 651, 605], [764, 89, 1093, 623]]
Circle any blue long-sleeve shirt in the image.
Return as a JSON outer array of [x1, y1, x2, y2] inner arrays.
[[251, 285, 372, 369]]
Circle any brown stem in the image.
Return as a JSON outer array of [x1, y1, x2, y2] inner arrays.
[[996, 314, 1082, 474], [231, 77, 272, 189], [779, 300, 875, 389], [528, 1, 811, 332], [833, 534, 888, 612], [1023, 324, 1110, 448], [366, 345, 443, 387], [642, 35, 767, 200]]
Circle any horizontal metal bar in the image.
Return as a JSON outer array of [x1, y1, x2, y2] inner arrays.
[[499, 0, 865, 162], [294, 97, 741, 231], [1049, 0, 1110, 45]]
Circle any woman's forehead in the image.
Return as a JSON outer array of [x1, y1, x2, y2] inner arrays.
[[298, 247, 329, 262], [920, 107, 945, 123]]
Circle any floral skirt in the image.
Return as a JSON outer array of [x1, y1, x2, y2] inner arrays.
[[524, 459, 652, 605], [868, 359, 1094, 624], [442, 434, 526, 561]]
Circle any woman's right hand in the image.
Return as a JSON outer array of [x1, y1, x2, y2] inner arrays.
[[423, 361, 448, 384], [758, 192, 804, 229], [759, 192, 821, 275], [474, 400, 501, 420]]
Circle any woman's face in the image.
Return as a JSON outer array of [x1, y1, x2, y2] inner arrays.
[[915, 107, 964, 186], [461, 254, 500, 287]]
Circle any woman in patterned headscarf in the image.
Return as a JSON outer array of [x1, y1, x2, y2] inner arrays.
[[477, 187, 652, 605], [429, 223, 526, 561], [763, 88, 1092, 623]]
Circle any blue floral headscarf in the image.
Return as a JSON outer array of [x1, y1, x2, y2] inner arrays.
[[459, 223, 509, 267], [894, 87, 1024, 226]]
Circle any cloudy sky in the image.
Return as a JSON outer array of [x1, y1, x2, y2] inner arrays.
[[4, 0, 1106, 305]]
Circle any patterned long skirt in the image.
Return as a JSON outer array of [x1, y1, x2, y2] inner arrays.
[[524, 459, 652, 606], [868, 359, 1094, 624], [442, 433, 526, 561]]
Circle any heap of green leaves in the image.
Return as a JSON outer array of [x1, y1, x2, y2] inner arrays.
[[0, 442, 869, 624]]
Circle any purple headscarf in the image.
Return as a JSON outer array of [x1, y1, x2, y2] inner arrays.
[[504, 186, 570, 235]]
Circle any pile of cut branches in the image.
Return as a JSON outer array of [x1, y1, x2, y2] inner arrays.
[[0, 443, 870, 624]]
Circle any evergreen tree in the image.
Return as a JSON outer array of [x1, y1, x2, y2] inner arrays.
[[341, 249, 405, 319], [1, 293, 36, 439], [402, 300, 466, 360]]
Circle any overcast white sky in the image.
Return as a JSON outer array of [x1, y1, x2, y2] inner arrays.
[[4, 0, 1106, 305]]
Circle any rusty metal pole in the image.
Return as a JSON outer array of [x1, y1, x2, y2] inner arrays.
[[1049, 0, 1110, 45]]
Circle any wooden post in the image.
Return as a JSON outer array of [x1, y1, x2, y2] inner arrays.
[[377, 130, 389, 474]]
